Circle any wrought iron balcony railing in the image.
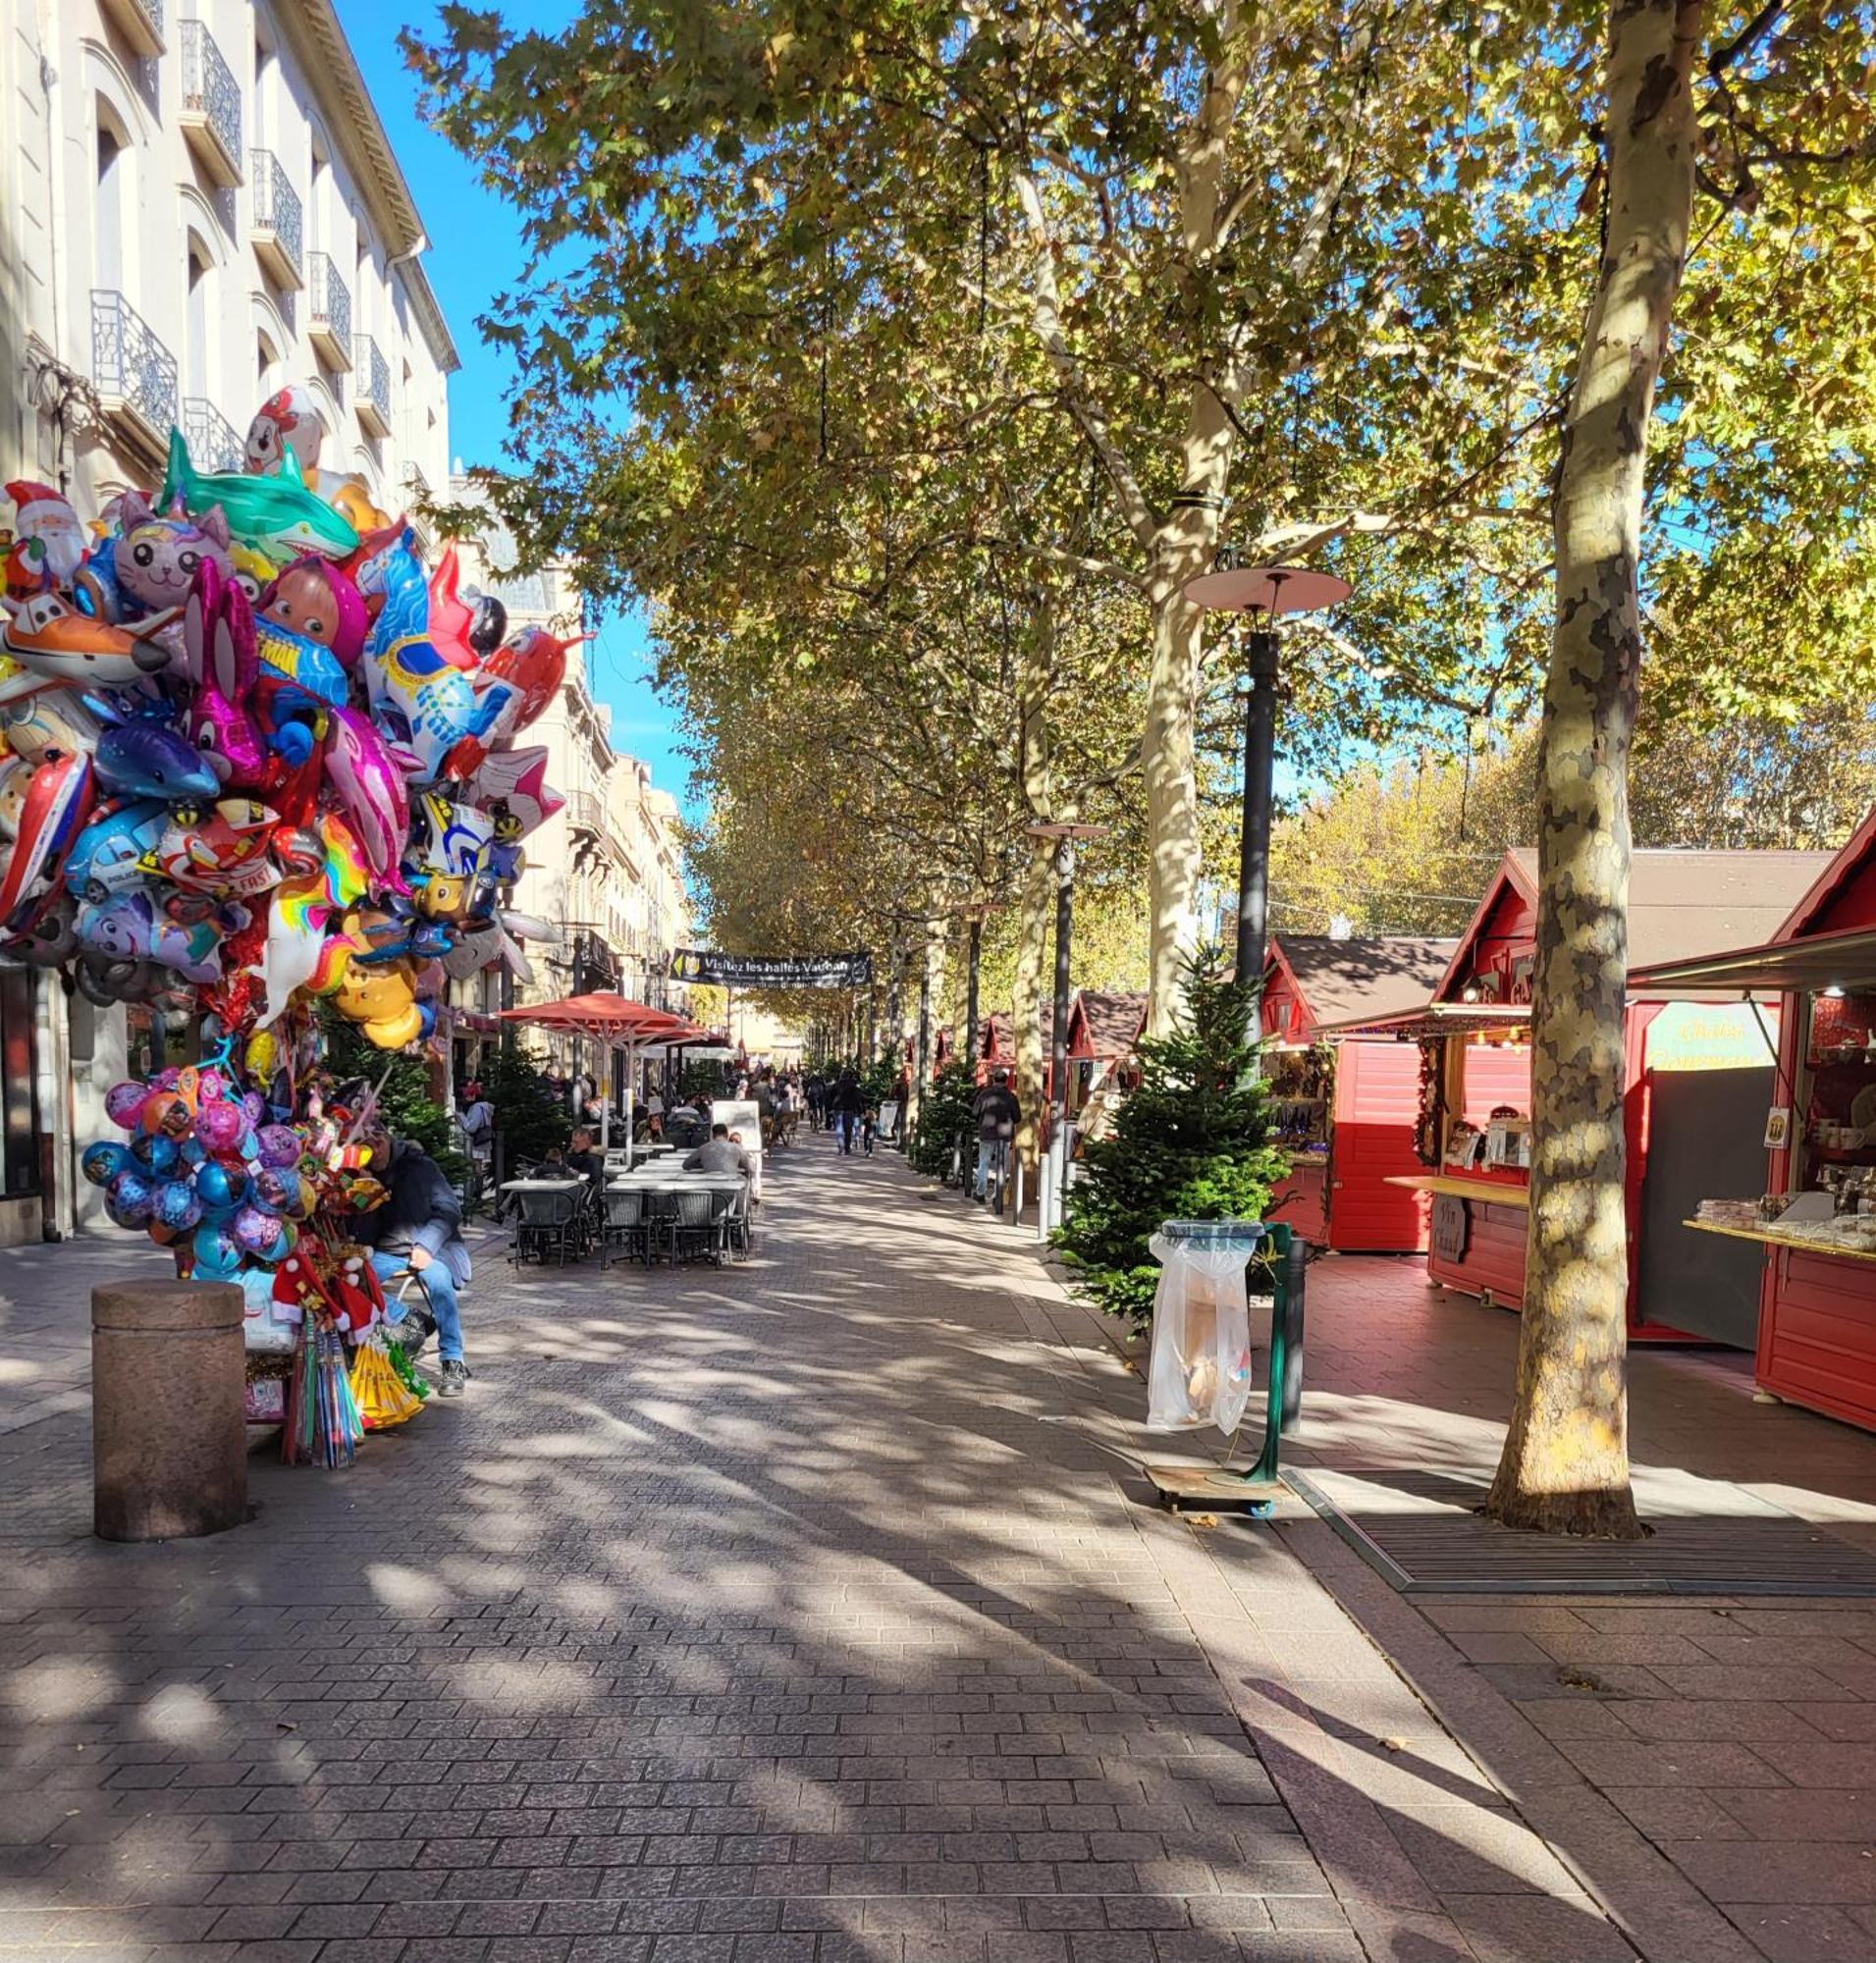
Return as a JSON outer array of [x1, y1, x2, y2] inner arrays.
[[101, 0, 163, 59], [353, 333, 392, 435], [179, 19, 241, 186], [248, 149, 302, 288], [306, 251, 352, 367], [183, 397, 245, 474], [91, 292, 178, 446]]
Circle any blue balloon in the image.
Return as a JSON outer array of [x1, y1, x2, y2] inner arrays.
[[130, 1133, 181, 1177], [105, 1168, 155, 1228], [81, 1141, 132, 1188], [152, 1178, 203, 1234], [193, 1159, 251, 1215], [189, 1220, 242, 1279]]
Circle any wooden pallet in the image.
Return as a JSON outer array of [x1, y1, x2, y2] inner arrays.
[[1286, 1465, 1876, 1596]]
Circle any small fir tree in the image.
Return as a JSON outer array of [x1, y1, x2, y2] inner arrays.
[[909, 1060, 980, 1177], [1055, 949, 1289, 1328], [480, 1043, 574, 1167], [318, 1005, 466, 1187]]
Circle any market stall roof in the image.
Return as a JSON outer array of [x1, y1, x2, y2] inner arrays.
[[1630, 924, 1876, 996], [1311, 1002, 1533, 1040], [1432, 847, 1834, 1002], [1068, 990, 1149, 1061], [1267, 934, 1457, 1034]]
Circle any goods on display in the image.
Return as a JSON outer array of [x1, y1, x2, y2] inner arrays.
[[2, 389, 571, 1459], [1694, 985, 1876, 1256]]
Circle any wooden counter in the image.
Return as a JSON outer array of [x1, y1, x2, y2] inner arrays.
[[1384, 1173, 1531, 1209]]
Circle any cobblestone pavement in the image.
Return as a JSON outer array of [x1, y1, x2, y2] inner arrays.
[[2, 1142, 1640, 1963], [1263, 1251, 1876, 1963], [0, 1146, 1866, 1962]]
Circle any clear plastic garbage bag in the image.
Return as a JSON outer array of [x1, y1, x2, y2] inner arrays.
[[1146, 1221, 1260, 1435]]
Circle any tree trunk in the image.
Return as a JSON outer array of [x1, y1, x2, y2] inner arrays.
[[1487, 0, 1700, 1540], [1143, 565, 1206, 1035], [1012, 835, 1053, 1176]]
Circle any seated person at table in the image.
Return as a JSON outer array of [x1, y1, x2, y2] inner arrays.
[[564, 1127, 602, 1178], [684, 1122, 752, 1177], [355, 1122, 473, 1398], [540, 1143, 567, 1174]]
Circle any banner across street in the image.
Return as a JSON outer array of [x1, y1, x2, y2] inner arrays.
[[670, 949, 874, 988]]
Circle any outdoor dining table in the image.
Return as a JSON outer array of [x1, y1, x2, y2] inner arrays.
[[499, 1178, 588, 1194], [606, 1171, 748, 1194]]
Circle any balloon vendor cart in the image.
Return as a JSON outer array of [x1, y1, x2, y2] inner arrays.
[[2, 384, 575, 1466]]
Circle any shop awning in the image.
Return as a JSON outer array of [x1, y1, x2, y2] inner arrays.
[[1630, 925, 1876, 996], [1310, 1002, 1533, 1040]]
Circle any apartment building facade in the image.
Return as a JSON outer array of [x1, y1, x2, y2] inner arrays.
[[0, 0, 457, 1240], [449, 478, 693, 1099]]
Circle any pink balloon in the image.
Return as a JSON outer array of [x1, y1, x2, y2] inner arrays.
[[193, 1102, 244, 1153], [104, 1081, 148, 1129]]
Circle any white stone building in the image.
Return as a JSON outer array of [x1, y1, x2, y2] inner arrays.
[[0, 0, 457, 1241], [449, 477, 694, 1105]]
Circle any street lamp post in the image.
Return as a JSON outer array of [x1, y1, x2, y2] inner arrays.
[[1025, 822, 1110, 1238], [1182, 561, 1353, 1036]]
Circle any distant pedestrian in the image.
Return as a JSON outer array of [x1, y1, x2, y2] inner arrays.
[[831, 1070, 864, 1154], [971, 1069, 1021, 1202]]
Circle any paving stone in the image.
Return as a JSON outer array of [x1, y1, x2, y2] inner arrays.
[[6, 1151, 1867, 1963]]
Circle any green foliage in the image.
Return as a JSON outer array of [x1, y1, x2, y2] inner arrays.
[[1056, 950, 1288, 1330], [480, 1044, 572, 1167], [908, 1061, 978, 1177], [678, 1060, 729, 1101], [861, 1056, 899, 1109], [319, 1007, 466, 1189]]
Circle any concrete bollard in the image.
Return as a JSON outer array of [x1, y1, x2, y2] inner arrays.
[[92, 1281, 246, 1542]]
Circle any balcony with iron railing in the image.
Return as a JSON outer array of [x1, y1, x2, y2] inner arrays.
[[248, 149, 302, 290], [91, 292, 178, 457], [101, 0, 163, 58], [183, 397, 245, 474], [353, 333, 392, 436], [179, 19, 241, 186], [306, 252, 352, 369]]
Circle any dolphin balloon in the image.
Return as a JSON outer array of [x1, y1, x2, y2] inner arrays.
[[159, 430, 358, 569]]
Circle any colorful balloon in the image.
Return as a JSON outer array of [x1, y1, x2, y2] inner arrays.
[[81, 1141, 132, 1187]]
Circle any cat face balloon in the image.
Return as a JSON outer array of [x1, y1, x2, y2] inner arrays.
[[114, 492, 234, 616]]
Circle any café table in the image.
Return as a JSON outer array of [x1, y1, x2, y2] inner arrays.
[[604, 1169, 751, 1262]]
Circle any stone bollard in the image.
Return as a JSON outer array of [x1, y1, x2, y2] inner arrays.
[[92, 1281, 246, 1542]]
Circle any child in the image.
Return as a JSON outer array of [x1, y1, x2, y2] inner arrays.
[[861, 1105, 880, 1156]]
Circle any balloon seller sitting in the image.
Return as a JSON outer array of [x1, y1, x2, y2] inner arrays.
[[351, 1115, 473, 1398]]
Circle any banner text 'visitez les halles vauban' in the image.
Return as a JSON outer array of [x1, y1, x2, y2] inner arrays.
[[670, 950, 874, 988]]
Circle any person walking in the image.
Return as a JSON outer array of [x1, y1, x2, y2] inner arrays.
[[971, 1068, 1022, 1204], [831, 1069, 864, 1154]]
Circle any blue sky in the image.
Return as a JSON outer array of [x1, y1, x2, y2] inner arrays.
[[334, 1, 696, 817]]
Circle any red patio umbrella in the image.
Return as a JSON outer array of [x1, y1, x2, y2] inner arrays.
[[496, 992, 708, 1145]]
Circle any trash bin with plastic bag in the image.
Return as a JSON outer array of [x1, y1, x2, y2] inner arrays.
[[1145, 1219, 1269, 1434]]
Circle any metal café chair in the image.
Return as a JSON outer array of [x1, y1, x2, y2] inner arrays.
[[669, 1189, 720, 1264], [600, 1189, 652, 1268], [721, 1182, 754, 1261], [509, 1186, 582, 1267]]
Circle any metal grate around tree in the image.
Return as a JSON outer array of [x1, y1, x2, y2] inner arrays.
[[91, 291, 178, 439], [184, 397, 245, 474]]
